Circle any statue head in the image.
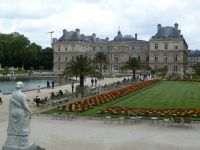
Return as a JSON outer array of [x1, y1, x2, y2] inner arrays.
[[16, 81, 23, 89]]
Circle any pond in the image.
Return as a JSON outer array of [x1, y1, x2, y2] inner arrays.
[[0, 77, 59, 94]]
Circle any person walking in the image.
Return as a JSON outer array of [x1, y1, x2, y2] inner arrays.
[[47, 81, 50, 89], [94, 78, 97, 87], [0, 90, 3, 104], [91, 78, 94, 86], [71, 82, 74, 93], [52, 81, 54, 89], [37, 86, 40, 93]]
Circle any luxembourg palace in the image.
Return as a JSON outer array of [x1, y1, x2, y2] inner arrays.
[[52, 23, 189, 75]]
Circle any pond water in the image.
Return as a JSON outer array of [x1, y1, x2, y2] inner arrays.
[[0, 77, 58, 94]]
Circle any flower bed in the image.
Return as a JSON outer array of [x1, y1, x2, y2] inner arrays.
[[99, 106, 200, 118], [57, 79, 159, 112]]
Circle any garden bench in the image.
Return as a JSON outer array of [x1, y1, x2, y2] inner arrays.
[[51, 97, 69, 105]]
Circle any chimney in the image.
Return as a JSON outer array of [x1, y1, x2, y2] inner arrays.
[[63, 29, 67, 36], [157, 24, 161, 32], [174, 23, 178, 30], [92, 33, 96, 41], [178, 30, 181, 35], [76, 28, 80, 37], [52, 38, 57, 43], [135, 33, 138, 40]]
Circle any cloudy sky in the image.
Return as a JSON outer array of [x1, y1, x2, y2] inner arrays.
[[0, 0, 200, 49]]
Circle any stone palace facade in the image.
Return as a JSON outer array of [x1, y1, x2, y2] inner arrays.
[[52, 23, 188, 75]]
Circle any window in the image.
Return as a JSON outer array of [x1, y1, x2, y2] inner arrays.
[[93, 47, 95, 51], [154, 55, 158, 62], [58, 56, 60, 61], [72, 56, 74, 61], [58, 45, 60, 51], [164, 65, 168, 71], [72, 46, 74, 51], [58, 65, 60, 70], [174, 55, 178, 62], [114, 54, 118, 62], [164, 55, 167, 62], [154, 65, 158, 70], [132, 47, 135, 50], [65, 57, 67, 61], [164, 43, 168, 49], [174, 43, 178, 49], [146, 56, 149, 62], [155, 44, 158, 49], [174, 65, 178, 72], [138, 56, 140, 61], [113, 65, 119, 70], [65, 47, 67, 51], [140, 46, 143, 50]]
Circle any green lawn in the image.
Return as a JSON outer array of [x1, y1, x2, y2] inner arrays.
[[113, 81, 200, 109]]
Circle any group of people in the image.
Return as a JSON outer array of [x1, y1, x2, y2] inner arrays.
[[34, 95, 48, 107], [47, 81, 54, 89], [36, 81, 55, 94], [91, 78, 98, 87]]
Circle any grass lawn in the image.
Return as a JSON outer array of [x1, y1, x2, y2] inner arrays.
[[113, 81, 200, 109]]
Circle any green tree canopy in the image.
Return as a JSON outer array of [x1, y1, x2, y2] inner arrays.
[[0, 32, 53, 70]]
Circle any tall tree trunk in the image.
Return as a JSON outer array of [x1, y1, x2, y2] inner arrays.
[[100, 62, 102, 73], [79, 74, 85, 97], [132, 69, 136, 78], [80, 74, 84, 87]]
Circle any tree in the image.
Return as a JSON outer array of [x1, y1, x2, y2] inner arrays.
[[39, 47, 53, 69], [124, 57, 141, 78], [64, 55, 102, 96], [93, 52, 109, 73], [0, 32, 53, 70], [195, 63, 200, 75]]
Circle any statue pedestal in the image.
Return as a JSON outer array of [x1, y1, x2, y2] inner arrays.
[[3, 143, 36, 150], [3, 135, 44, 150]]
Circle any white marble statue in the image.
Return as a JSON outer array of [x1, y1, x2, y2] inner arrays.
[[3, 82, 41, 150]]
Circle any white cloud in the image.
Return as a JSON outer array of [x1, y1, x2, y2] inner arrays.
[[0, 0, 200, 49]]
